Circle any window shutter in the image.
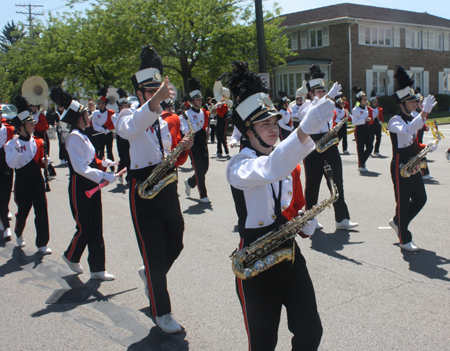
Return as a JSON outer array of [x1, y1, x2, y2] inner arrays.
[[394, 28, 400, 47], [366, 70, 373, 95], [444, 33, 449, 51], [422, 31, 428, 49], [428, 32, 435, 50], [358, 24, 365, 45], [300, 30, 308, 50], [387, 70, 394, 95], [423, 71, 429, 95], [322, 27, 329, 47], [291, 32, 298, 51], [405, 29, 411, 48], [438, 72, 444, 94]]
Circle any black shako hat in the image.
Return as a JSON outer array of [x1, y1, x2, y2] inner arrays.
[[352, 86, 366, 102], [97, 87, 109, 104], [392, 66, 419, 104], [187, 77, 203, 100], [131, 45, 163, 91], [306, 64, 326, 92], [117, 88, 129, 106], [226, 61, 281, 138], [50, 86, 86, 125], [11, 95, 34, 129]]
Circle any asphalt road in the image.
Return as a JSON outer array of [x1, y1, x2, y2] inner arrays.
[[1, 127, 449, 351]]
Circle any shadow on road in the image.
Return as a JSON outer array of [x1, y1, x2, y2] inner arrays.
[[359, 171, 381, 177], [183, 201, 212, 215], [400, 247, 450, 282], [309, 229, 363, 265], [0, 246, 43, 276]]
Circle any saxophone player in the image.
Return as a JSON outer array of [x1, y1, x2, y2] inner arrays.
[[115, 45, 193, 333], [226, 61, 339, 351], [388, 66, 437, 252], [300, 64, 358, 231]]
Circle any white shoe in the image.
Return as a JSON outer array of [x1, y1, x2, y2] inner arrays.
[[343, 150, 350, 155], [7, 212, 13, 220], [399, 241, 420, 252], [38, 246, 52, 255], [316, 222, 324, 230], [184, 179, 191, 197], [62, 254, 84, 274], [445, 150, 450, 161], [138, 266, 149, 298], [16, 236, 26, 247], [199, 197, 211, 204], [389, 218, 399, 237], [156, 313, 182, 333], [373, 152, 381, 157], [3, 228, 12, 241], [90, 271, 115, 281], [358, 167, 368, 172], [422, 174, 433, 180], [336, 219, 359, 230], [118, 175, 123, 184]]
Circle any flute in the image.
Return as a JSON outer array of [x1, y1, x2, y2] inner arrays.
[[85, 167, 127, 198]]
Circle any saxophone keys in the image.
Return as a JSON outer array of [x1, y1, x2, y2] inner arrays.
[[264, 255, 276, 266], [254, 260, 265, 271], [244, 268, 253, 278]]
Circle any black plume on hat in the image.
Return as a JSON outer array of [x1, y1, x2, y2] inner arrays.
[[414, 87, 421, 94], [278, 90, 288, 98], [187, 77, 202, 93], [226, 61, 268, 106], [309, 64, 325, 79], [117, 88, 128, 99], [14, 95, 31, 114], [139, 45, 163, 74], [352, 86, 363, 95], [394, 65, 414, 90], [97, 87, 108, 98], [371, 90, 377, 98], [50, 86, 73, 109]]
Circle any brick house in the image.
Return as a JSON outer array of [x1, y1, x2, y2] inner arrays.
[[273, 3, 450, 107]]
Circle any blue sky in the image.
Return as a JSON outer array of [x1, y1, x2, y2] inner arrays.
[[1, 0, 449, 37]]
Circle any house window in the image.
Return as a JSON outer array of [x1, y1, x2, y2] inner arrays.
[[310, 28, 323, 48], [443, 73, 450, 93], [411, 71, 423, 92], [286, 34, 292, 50], [411, 31, 421, 48], [435, 33, 443, 50], [365, 26, 391, 46], [372, 71, 386, 94]]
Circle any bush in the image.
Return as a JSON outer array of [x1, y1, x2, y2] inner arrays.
[[434, 94, 450, 111], [376, 95, 399, 121]]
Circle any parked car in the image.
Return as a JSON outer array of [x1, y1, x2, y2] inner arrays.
[[128, 96, 139, 109], [1, 104, 17, 120]]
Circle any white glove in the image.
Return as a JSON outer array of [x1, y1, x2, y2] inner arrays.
[[328, 82, 342, 100], [422, 95, 437, 113], [427, 141, 438, 153], [229, 139, 238, 148], [301, 218, 318, 237], [102, 158, 116, 168], [103, 172, 117, 184], [300, 97, 335, 135]]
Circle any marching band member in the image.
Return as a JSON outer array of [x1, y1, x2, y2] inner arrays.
[[116, 45, 193, 333], [205, 97, 216, 143], [301, 65, 358, 230], [92, 88, 115, 171], [4, 95, 52, 254], [277, 90, 293, 140], [0, 107, 14, 240], [183, 77, 211, 203], [412, 90, 432, 180], [114, 88, 131, 183], [226, 61, 334, 351], [50, 87, 116, 279], [352, 86, 374, 172], [334, 96, 349, 155], [211, 89, 231, 157], [369, 92, 384, 157], [291, 81, 307, 129], [388, 66, 437, 251]]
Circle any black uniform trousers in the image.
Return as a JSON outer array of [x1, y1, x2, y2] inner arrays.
[[130, 167, 184, 317], [0, 149, 13, 230], [57, 130, 69, 162], [14, 161, 49, 247], [370, 120, 382, 154], [417, 128, 430, 176], [187, 130, 209, 198], [209, 123, 216, 142], [237, 241, 322, 351], [390, 152, 427, 244], [64, 173, 106, 272], [303, 138, 350, 223], [216, 117, 229, 155], [354, 124, 374, 168], [116, 134, 130, 181], [96, 132, 115, 170], [337, 122, 348, 152]]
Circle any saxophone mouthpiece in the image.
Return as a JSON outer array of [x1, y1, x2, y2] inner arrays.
[[323, 161, 333, 179]]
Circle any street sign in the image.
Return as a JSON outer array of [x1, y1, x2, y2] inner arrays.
[[379, 72, 390, 87], [258, 73, 270, 88]]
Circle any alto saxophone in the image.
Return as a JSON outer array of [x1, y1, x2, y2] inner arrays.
[[315, 115, 349, 153], [230, 162, 338, 280], [137, 117, 195, 199]]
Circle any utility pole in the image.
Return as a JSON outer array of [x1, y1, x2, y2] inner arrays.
[[15, 4, 44, 34], [254, 0, 267, 74]]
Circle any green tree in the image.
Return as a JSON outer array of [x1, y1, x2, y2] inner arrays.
[[0, 21, 25, 53]]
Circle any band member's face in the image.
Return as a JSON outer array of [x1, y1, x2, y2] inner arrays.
[[417, 100, 423, 109], [82, 110, 90, 127], [361, 96, 368, 106], [314, 89, 326, 99], [337, 101, 343, 109], [296, 97, 303, 104], [251, 115, 279, 146], [371, 100, 378, 107], [405, 100, 417, 113], [24, 121, 35, 134], [283, 101, 289, 110], [88, 103, 95, 112], [192, 97, 203, 108], [30, 105, 38, 113], [138, 87, 159, 105], [98, 101, 106, 110]]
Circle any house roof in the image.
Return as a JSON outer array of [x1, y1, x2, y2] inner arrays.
[[280, 3, 450, 29]]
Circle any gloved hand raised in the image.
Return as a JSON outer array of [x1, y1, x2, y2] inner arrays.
[[327, 82, 342, 100], [427, 140, 438, 153], [102, 158, 117, 168], [299, 97, 335, 135], [422, 95, 437, 113]]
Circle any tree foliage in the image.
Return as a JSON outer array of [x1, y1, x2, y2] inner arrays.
[[0, 21, 25, 53], [0, 0, 291, 102]]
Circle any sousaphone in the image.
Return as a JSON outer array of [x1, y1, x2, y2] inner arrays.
[[22, 76, 49, 106], [213, 80, 232, 108], [106, 87, 119, 112]]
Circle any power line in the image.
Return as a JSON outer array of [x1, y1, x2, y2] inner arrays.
[[15, 3, 44, 31]]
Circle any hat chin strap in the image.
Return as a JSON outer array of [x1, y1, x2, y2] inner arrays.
[[249, 125, 271, 148]]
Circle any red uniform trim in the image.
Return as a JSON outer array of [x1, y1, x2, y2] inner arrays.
[[1, 118, 15, 142], [161, 111, 188, 166], [34, 113, 49, 133], [378, 107, 384, 123], [216, 104, 228, 118], [131, 179, 157, 316], [332, 110, 337, 128], [202, 109, 210, 130], [67, 176, 82, 260], [33, 136, 45, 168], [237, 239, 252, 351]]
